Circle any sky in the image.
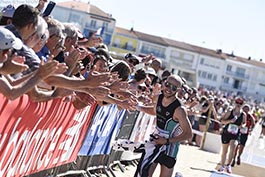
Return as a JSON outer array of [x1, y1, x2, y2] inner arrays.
[[4, 0, 265, 60]]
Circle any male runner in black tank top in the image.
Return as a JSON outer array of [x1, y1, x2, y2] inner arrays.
[[137, 75, 192, 177]]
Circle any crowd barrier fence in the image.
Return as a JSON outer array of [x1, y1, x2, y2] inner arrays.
[[1, 93, 223, 177], [0, 94, 97, 177]]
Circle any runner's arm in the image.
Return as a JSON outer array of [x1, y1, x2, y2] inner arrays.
[[168, 106, 192, 143]]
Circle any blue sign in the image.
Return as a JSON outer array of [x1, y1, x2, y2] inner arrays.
[[79, 104, 126, 155]]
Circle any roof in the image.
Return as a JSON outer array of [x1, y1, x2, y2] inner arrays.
[[115, 27, 138, 38], [115, 27, 265, 67], [129, 29, 168, 46], [225, 55, 265, 68], [189, 44, 227, 59], [163, 38, 197, 53], [57, 1, 114, 19]]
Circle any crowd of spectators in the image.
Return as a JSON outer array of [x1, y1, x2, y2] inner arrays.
[[1, 0, 265, 146]]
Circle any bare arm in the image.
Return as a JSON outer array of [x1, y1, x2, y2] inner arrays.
[[221, 109, 233, 125], [170, 106, 192, 142], [44, 72, 112, 89], [0, 61, 59, 100], [154, 105, 192, 145], [136, 94, 159, 115]]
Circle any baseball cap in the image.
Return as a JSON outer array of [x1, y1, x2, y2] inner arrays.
[[1, 5, 15, 18], [145, 67, 157, 76], [0, 27, 23, 50]]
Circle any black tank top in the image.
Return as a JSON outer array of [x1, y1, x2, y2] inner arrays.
[[224, 110, 243, 130], [156, 94, 182, 129]]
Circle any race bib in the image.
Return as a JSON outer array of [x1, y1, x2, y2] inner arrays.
[[153, 127, 169, 138], [227, 124, 239, 135], [240, 127, 248, 134]]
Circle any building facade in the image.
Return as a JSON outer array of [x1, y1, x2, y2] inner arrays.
[[51, 1, 116, 45], [51, 1, 265, 101]]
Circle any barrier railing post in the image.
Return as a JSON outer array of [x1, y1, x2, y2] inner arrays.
[[200, 106, 213, 150]]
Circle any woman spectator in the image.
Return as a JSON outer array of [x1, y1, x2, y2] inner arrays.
[[198, 96, 218, 143]]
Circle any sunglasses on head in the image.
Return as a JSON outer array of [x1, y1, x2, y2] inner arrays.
[[164, 81, 178, 92], [235, 101, 243, 105], [128, 58, 139, 66]]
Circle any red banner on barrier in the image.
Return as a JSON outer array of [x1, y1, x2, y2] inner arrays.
[[0, 94, 96, 177]]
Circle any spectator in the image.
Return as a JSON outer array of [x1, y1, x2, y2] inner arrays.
[[128, 68, 147, 96], [0, 4, 15, 25], [0, 27, 62, 100], [124, 53, 140, 71], [5, 4, 40, 76], [37, 17, 65, 62]]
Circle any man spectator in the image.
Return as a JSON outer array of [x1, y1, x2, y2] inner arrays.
[[0, 27, 62, 100], [5, 4, 40, 76]]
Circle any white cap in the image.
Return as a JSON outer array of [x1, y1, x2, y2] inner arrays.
[[145, 67, 157, 76], [0, 27, 23, 50], [1, 4, 15, 18]]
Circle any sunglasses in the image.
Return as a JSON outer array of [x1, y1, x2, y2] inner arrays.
[[128, 58, 139, 66], [164, 81, 178, 92], [235, 102, 243, 105]]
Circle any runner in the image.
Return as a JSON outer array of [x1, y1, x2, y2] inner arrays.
[[136, 74, 192, 177], [260, 113, 265, 138], [218, 97, 246, 174], [231, 104, 255, 167]]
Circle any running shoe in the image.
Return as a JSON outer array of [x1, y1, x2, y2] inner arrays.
[[226, 165, 232, 174], [218, 166, 225, 172], [231, 159, 235, 167], [237, 157, 241, 165]]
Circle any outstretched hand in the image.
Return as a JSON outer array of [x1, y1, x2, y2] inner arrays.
[[36, 60, 61, 79], [85, 71, 114, 88], [0, 52, 29, 75]]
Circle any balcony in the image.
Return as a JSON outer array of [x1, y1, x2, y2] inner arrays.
[[140, 49, 165, 58], [226, 71, 249, 79], [220, 83, 247, 92]]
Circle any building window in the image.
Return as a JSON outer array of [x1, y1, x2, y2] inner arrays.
[[170, 50, 181, 59], [236, 67, 245, 76], [103, 22, 108, 32], [183, 53, 193, 61], [227, 65, 232, 72], [213, 75, 217, 81], [103, 34, 111, 45], [200, 58, 204, 64], [202, 71, 207, 78], [141, 44, 165, 58], [207, 73, 213, 80], [224, 77, 229, 84], [68, 13, 80, 23], [113, 38, 121, 48], [125, 41, 133, 50], [90, 20, 96, 28]]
